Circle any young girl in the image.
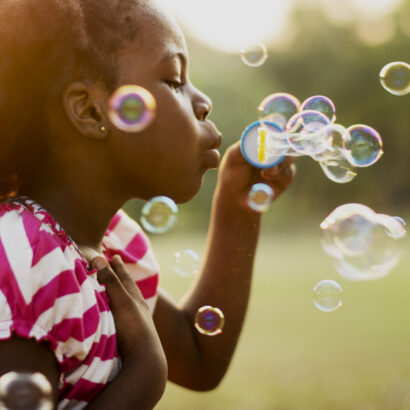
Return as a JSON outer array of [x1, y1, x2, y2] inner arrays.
[[0, 0, 295, 408]]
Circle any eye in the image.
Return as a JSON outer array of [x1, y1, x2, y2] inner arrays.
[[166, 80, 184, 92]]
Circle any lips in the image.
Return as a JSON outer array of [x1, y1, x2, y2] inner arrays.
[[206, 133, 222, 150]]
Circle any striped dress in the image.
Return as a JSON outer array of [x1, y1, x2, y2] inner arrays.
[[0, 197, 160, 409]]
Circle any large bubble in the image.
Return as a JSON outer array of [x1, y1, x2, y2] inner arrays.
[[321, 203, 406, 281], [140, 196, 178, 234], [0, 372, 53, 410], [379, 61, 410, 96], [108, 85, 156, 132]]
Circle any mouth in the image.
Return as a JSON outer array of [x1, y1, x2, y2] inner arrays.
[[203, 132, 223, 169]]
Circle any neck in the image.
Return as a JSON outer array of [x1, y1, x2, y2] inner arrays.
[[23, 182, 128, 253]]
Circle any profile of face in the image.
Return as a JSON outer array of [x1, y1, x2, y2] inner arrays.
[[95, 1, 222, 204]]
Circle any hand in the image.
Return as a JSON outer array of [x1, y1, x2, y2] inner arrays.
[[216, 141, 296, 211], [91, 255, 167, 368]]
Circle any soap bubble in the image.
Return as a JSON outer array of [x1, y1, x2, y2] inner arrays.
[[393, 216, 406, 227], [240, 41, 268, 67], [108, 85, 156, 132], [313, 279, 343, 312], [247, 183, 274, 212], [195, 306, 225, 336], [314, 124, 356, 183], [312, 124, 350, 162], [140, 196, 178, 234], [319, 158, 357, 184], [379, 61, 410, 96], [286, 110, 332, 155], [301, 95, 336, 123], [0, 372, 53, 410], [258, 93, 301, 129], [344, 124, 383, 167], [173, 249, 200, 277], [321, 203, 406, 281]]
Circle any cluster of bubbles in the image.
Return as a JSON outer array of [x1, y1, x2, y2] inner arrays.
[[139, 195, 224, 336], [240, 41, 268, 68], [0, 372, 53, 410], [321, 203, 406, 282], [108, 85, 157, 133], [241, 93, 384, 185], [379, 61, 410, 96]]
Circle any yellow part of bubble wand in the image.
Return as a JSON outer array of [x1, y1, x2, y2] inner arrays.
[[258, 127, 267, 163]]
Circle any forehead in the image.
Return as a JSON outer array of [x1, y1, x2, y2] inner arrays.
[[117, 2, 187, 77]]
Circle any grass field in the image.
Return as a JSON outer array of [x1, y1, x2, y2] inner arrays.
[[149, 224, 410, 410]]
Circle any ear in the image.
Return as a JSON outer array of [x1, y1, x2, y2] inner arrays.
[[62, 82, 109, 139]]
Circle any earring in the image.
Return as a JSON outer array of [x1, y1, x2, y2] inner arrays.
[[100, 125, 106, 133]]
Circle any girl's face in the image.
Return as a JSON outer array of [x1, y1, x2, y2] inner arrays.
[[105, 3, 222, 203]]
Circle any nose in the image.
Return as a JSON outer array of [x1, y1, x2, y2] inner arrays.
[[193, 89, 212, 121]]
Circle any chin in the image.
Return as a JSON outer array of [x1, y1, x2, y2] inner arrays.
[[166, 178, 203, 204]]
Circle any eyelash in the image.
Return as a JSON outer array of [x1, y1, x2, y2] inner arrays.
[[167, 80, 184, 91]]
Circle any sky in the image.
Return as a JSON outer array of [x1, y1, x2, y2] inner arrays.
[[157, 0, 405, 52]]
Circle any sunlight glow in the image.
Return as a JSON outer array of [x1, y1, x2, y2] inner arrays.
[[158, 0, 405, 52], [157, 0, 295, 53]]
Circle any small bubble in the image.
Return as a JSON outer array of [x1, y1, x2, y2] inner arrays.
[[344, 124, 383, 167], [194, 306, 225, 336], [108, 85, 156, 132], [301, 95, 336, 123], [379, 61, 410, 96], [313, 279, 343, 312], [258, 93, 301, 130], [240, 41, 268, 67], [173, 249, 200, 277], [0, 372, 53, 410], [247, 183, 274, 212], [140, 196, 178, 234]]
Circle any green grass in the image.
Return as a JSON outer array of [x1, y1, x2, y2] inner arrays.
[[150, 227, 410, 410]]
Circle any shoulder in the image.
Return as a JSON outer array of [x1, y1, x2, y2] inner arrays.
[[0, 201, 83, 307], [104, 209, 154, 264], [104, 209, 160, 313]]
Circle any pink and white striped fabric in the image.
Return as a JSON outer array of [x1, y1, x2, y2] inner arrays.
[[0, 197, 160, 409]]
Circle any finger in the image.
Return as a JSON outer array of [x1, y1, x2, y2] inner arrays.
[[92, 257, 137, 311], [109, 255, 145, 301], [271, 163, 297, 195], [260, 157, 295, 179]]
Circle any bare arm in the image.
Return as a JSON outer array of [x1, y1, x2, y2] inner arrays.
[[153, 142, 296, 390]]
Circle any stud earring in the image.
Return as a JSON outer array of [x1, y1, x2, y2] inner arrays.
[[100, 125, 106, 133]]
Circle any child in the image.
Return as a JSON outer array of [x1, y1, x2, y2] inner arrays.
[[0, 0, 296, 408]]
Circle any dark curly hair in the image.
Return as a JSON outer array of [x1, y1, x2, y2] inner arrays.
[[0, 0, 142, 201]]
